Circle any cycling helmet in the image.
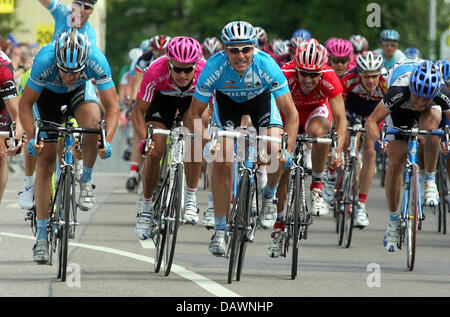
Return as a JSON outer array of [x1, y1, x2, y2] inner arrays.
[[349, 34, 369, 54], [404, 47, 422, 59], [357, 51, 383, 73], [325, 38, 353, 58], [202, 37, 223, 55], [295, 38, 328, 71], [139, 39, 151, 51], [80, 0, 97, 4], [128, 48, 142, 62], [291, 28, 311, 41], [221, 21, 257, 45], [55, 29, 89, 73], [166, 36, 202, 64], [436, 60, 450, 83], [255, 26, 268, 46], [409, 60, 442, 99], [151, 35, 171, 50], [272, 39, 289, 57], [380, 29, 400, 42], [290, 36, 305, 49]]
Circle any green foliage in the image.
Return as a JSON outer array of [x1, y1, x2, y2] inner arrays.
[[0, 0, 23, 37], [106, 0, 450, 83]]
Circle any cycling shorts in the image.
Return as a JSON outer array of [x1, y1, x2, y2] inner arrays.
[[144, 90, 192, 128]]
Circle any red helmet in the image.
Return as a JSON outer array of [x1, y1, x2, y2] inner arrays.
[[151, 35, 171, 50], [294, 38, 328, 71]]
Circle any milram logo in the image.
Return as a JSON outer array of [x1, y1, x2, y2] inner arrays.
[[258, 69, 274, 85], [88, 60, 105, 75]]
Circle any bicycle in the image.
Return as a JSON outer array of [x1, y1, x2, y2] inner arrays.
[[142, 124, 193, 276], [435, 128, 449, 234], [210, 125, 287, 284], [334, 119, 366, 248], [282, 132, 335, 280], [34, 108, 106, 281], [380, 123, 446, 271]]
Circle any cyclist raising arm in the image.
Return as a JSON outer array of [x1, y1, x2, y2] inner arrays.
[[19, 29, 119, 263], [365, 60, 450, 252], [184, 21, 299, 257]]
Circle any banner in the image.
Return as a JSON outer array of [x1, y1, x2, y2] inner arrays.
[[0, 0, 14, 13], [36, 24, 54, 47]]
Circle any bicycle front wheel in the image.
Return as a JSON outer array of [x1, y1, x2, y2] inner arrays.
[[163, 164, 183, 276], [153, 173, 170, 273], [343, 158, 358, 248], [57, 166, 72, 281], [291, 169, 302, 280], [228, 170, 250, 284], [406, 165, 419, 271]]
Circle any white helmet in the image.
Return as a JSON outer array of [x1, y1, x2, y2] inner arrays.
[[128, 48, 143, 62], [357, 51, 384, 73], [221, 21, 257, 45], [272, 39, 289, 57]]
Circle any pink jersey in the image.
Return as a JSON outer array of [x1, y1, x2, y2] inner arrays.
[[138, 55, 206, 103]]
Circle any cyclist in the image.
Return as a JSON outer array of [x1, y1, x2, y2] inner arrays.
[[19, 29, 119, 263], [328, 51, 387, 228], [291, 28, 311, 42], [126, 35, 172, 192], [0, 50, 24, 205], [255, 27, 276, 60], [38, 0, 97, 45], [133, 36, 207, 240], [349, 34, 369, 65], [268, 39, 346, 257], [201, 37, 223, 60], [271, 39, 290, 66], [404, 47, 422, 59], [365, 60, 450, 252], [185, 21, 299, 257], [325, 37, 355, 79], [374, 29, 407, 70]]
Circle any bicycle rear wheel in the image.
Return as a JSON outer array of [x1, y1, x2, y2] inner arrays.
[[153, 174, 170, 273], [228, 170, 249, 284], [163, 164, 183, 276], [343, 158, 358, 248], [406, 165, 419, 271]]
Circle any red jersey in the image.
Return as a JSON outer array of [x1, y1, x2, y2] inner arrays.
[[281, 61, 343, 112]]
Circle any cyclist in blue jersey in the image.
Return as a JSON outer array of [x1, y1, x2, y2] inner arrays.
[[185, 21, 299, 257], [19, 29, 119, 263], [374, 29, 406, 70], [38, 0, 97, 45], [366, 60, 450, 252]]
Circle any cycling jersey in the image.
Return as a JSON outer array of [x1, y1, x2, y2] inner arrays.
[[374, 48, 407, 70], [0, 51, 17, 131], [47, 0, 97, 45], [27, 41, 114, 94], [194, 48, 289, 104], [341, 67, 387, 121], [134, 51, 155, 75], [18, 68, 31, 97]]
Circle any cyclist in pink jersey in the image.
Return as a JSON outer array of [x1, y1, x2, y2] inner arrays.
[[132, 36, 207, 240]]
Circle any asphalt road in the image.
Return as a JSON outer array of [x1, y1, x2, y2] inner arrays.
[[1, 166, 450, 298]]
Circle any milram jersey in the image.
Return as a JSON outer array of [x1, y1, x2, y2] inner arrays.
[[193, 48, 290, 104], [382, 61, 450, 114], [27, 42, 114, 94], [47, 0, 97, 45]]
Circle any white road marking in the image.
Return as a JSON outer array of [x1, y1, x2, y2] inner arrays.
[[0, 231, 240, 297]]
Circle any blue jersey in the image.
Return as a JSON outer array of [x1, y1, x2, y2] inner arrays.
[[27, 42, 114, 94], [194, 48, 290, 104], [374, 48, 407, 70], [47, 0, 97, 45]]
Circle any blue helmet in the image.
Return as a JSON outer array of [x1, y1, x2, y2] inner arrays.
[[380, 29, 400, 42], [55, 28, 89, 73], [291, 28, 311, 41], [404, 47, 422, 59], [409, 60, 442, 99], [221, 21, 257, 45], [436, 60, 450, 83]]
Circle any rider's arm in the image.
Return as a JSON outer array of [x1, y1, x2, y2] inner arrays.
[[185, 97, 208, 133], [98, 87, 120, 144], [18, 85, 41, 140], [131, 98, 150, 140], [365, 100, 390, 144], [38, 0, 52, 8], [4, 97, 24, 140], [329, 93, 347, 156], [274, 92, 298, 154]]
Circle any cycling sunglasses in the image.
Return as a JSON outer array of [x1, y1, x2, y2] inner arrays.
[[168, 60, 196, 74], [382, 41, 398, 47], [226, 45, 254, 55], [57, 64, 84, 74], [297, 70, 321, 78], [72, 1, 94, 10], [330, 57, 349, 64]]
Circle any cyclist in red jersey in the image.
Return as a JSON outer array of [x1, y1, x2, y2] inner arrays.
[[0, 50, 24, 204], [268, 39, 346, 257], [255, 27, 276, 60]]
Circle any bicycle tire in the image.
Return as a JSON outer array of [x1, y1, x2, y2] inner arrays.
[[344, 157, 358, 248], [337, 171, 348, 246], [163, 164, 183, 276], [228, 169, 249, 284], [58, 166, 72, 281], [407, 165, 419, 271], [153, 173, 170, 273], [380, 153, 386, 188], [49, 174, 65, 267], [437, 153, 447, 234], [291, 169, 302, 280]]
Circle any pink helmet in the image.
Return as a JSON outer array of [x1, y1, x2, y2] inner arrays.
[[325, 37, 353, 58], [295, 38, 328, 71], [166, 36, 202, 64]]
